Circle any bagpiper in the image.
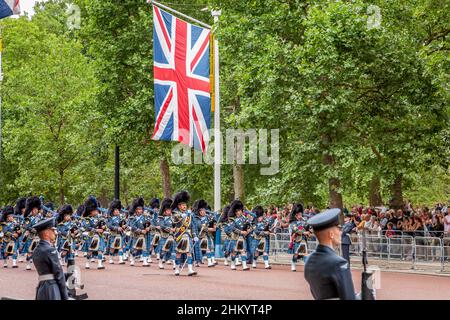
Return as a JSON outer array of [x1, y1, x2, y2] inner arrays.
[[171, 191, 197, 276], [121, 204, 132, 262], [156, 198, 176, 270], [227, 200, 250, 271], [1, 205, 22, 268], [20, 196, 43, 270], [15, 197, 27, 262], [106, 199, 126, 265], [56, 204, 75, 266], [249, 205, 272, 269], [81, 196, 106, 270], [128, 197, 150, 267], [43, 202, 56, 218], [144, 198, 160, 263], [192, 199, 216, 267], [288, 203, 311, 272], [74, 204, 85, 257], [219, 205, 231, 266], [206, 205, 219, 266]]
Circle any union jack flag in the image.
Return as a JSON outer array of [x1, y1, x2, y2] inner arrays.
[[152, 5, 211, 153], [0, 0, 20, 19]]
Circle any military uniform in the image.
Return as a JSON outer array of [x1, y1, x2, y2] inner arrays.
[[127, 197, 149, 267], [145, 198, 160, 262], [171, 191, 197, 276], [105, 200, 126, 264], [32, 218, 69, 300], [81, 197, 106, 270], [249, 206, 271, 269], [1, 206, 21, 268], [55, 205, 75, 266], [192, 199, 216, 267], [157, 198, 175, 269], [341, 215, 356, 266], [304, 208, 356, 300], [227, 200, 250, 271]]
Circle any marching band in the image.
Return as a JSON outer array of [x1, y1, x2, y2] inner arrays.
[[0, 191, 313, 275]]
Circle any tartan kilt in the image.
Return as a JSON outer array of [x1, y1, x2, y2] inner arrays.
[[85, 236, 106, 252], [145, 233, 154, 253], [193, 240, 202, 262], [156, 236, 174, 261]]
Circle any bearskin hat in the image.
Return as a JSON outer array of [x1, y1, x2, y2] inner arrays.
[[108, 199, 122, 216], [252, 205, 265, 218], [45, 202, 54, 210], [82, 196, 99, 217], [149, 198, 160, 209], [192, 199, 208, 215], [289, 203, 304, 223], [24, 196, 42, 217], [75, 204, 84, 217], [129, 197, 145, 215], [159, 198, 173, 216], [171, 190, 190, 211], [219, 205, 230, 223], [43, 202, 55, 216], [228, 200, 244, 218], [1, 205, 14, 222], [14, 197, 27, 215], [59, 204, 73, 216], [56, 204, 73, 223]]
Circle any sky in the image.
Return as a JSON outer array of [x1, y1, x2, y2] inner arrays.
[[18, 0, 47, 17]]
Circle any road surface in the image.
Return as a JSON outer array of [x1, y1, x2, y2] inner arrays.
[[0, 258, 449, 300]]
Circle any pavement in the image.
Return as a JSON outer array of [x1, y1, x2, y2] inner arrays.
[[1, 257, 450, 300]]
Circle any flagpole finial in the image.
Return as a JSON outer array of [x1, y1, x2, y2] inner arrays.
[[211, 9, 222, 18], [211, 9, 221, 25]]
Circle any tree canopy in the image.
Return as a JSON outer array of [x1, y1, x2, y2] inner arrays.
[[0, 0, 448, 209]]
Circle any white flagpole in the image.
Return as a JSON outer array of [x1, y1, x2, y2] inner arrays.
[[212, 10, 221, 213]]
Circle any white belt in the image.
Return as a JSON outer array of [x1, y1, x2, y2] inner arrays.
[[38, 274, 55, 281]]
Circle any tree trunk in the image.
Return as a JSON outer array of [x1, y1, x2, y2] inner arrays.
[[323, 149, 343, 211], [328, 177, 343, 210], [368, 175, 383, 207], [160, 158, 171, 198], [98, 188, 109, 209], [389, 175, 404, 210], [59, 170, 65, 205], [233, 164, 245, 202]]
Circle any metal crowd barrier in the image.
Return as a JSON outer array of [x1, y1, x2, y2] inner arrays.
[[215, 230, 450, 272], [266, 232, 450, 272]]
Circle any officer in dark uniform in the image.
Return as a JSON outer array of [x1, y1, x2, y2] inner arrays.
[[304, 208, 356, 300], [341, 212, 356, 266], [32, 218, 69, 300]]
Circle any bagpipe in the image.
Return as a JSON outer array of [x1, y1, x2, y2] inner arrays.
[[242, 211, 256, 237], [4, 222, 22, 255], [91, 215, 109, 251], [39, 196, 59, 218], [144, 207, 159, 216], [288, 222, 308, 257]]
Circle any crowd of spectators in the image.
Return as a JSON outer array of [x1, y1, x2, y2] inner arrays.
[[262, 202, 450, 239]]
